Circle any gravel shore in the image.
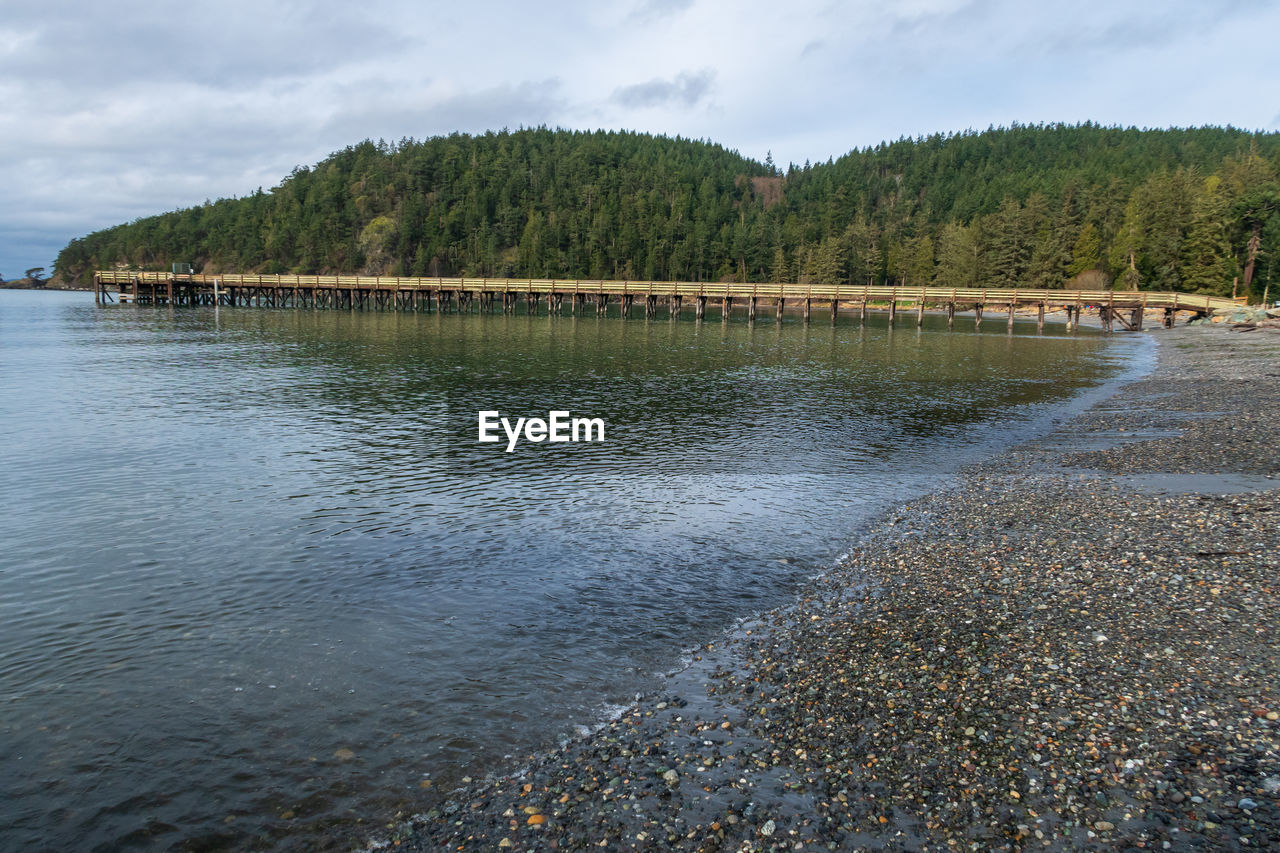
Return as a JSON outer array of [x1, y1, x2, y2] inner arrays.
[[372, 324, 1280, 852]]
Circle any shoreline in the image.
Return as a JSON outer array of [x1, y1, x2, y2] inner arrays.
[[373, 324, 1280, 852]]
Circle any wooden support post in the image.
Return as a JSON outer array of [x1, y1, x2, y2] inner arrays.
[[916, 300, 925, 326], [947, 302, 955, 328], [974, 303, 983, 330], [803, 298, 811, 324], [722, 295, 731, 321], [671, 294, 682, 319], [859, 300, 866, 324], [166, 278, 173, 304], [748, 296, 757, 322], [1037, 302, 1045, 332], [1007, 302, 1016, 332], [831, 298, 838, 325], [776, 297, 784, 322], [1131, 307, 1144, 331], [1100, 305, 1112, 333], [1164, 307, 1175, 328], [695, 295, 706, 321], [888, 300, 897, 325]]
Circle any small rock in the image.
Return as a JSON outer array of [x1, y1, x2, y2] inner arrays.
[[662, 769, 679, 786], [1095, 821, 1115, 831], [760, 819, 776, 837], [1239, 798, 1258, 811]]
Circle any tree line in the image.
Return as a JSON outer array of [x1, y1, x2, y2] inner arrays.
[[54, 124, 1280, 301]]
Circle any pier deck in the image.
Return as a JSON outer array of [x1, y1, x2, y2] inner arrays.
[[93, 272, 1241, 332]]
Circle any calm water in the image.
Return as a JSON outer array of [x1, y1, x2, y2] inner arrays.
[[0, 290, 1148, 850]]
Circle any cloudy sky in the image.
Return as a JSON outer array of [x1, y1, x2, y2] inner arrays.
[[3, 0, 1278, 279]]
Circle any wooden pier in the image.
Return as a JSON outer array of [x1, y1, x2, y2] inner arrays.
[[93, 272, 1240, 332]]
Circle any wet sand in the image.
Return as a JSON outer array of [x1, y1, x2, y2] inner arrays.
[[370, 324, 1280, 852]]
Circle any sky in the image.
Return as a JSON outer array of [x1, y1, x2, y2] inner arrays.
[[3, 0, 1278, 279]]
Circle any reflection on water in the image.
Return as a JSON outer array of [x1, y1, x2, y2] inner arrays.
[[0, 291, 1147, 849]]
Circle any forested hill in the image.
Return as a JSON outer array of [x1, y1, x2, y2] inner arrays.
[[55, 124, 1280, 299]]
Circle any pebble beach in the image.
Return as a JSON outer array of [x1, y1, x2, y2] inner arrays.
[[372, 323, 1280, 852]]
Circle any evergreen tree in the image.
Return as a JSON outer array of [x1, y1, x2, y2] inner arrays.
[[812, 236, 846, 283], [1069, 222, 1102, 277], [933, 222, 977, 288], [982, 197, 1028, 287], [906, 235, 934, 287], [1180, 176, 1235, 295]]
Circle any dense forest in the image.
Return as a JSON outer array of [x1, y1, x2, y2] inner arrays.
[[55, 124, 1280, 300]]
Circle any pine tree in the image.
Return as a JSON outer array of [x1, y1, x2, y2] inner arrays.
[[933, 222, 977, 288], [1069, 222, 1101, 277], [770, 244, 790, 282], [1028, 205, 1071, 289], [982, 197, 1028, 287], [907, 234, 934, 287], [812, 237, 846, 283], [1180, 176, 1235, 295]]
